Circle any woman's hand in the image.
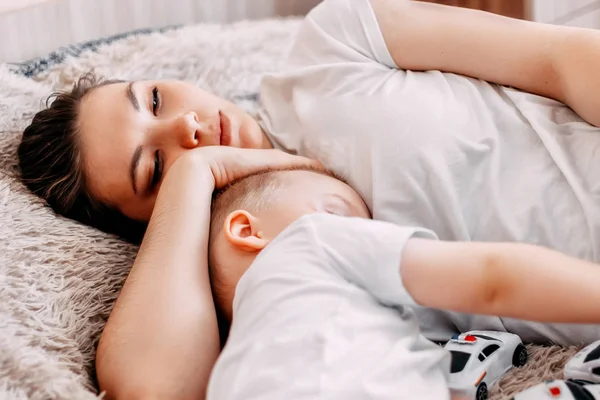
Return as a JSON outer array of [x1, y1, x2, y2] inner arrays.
[[169, 146, 321, 190]]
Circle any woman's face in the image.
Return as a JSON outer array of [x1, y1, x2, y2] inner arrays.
[[77, 80, 270, 221]]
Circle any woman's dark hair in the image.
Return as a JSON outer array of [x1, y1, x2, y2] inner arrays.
[[18, 73, 146, 243]]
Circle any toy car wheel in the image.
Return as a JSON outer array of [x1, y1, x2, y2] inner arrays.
[[476, 382, 488, 400], [512, 344, 528, 367]]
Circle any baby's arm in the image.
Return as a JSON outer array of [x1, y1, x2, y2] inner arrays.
[[401, 239, 600, 323]]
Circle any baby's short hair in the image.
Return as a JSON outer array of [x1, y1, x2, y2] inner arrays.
[[208, 165, 342, 336], [209, 170, 281, 251], [208, 165, 341, 272]]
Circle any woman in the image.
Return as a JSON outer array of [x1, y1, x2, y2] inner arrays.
[[17, 0, 600, 398]]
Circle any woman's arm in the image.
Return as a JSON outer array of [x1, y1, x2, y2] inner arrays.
[[95, 148, 319, 400], [371, 0, 600, 127], [401, 238, 600, 323], [96, 155, 217, 400]]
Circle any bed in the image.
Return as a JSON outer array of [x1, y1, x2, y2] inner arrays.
[[0, 17, 581, 400]]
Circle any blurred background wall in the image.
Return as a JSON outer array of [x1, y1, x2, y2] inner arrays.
[[0, 0, 599, 63], [0, 0, 321, 63]]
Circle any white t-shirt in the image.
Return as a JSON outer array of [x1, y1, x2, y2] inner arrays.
[[206, 214, 450, 400], [258, 0, 600, 345]]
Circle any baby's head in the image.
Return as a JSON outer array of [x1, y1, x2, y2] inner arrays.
[[208, 166, 370, 319]]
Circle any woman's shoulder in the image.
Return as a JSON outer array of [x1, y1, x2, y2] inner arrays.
[[304, 0, 357, 24], [289, 0, 395, 68], [259, 0, 397, 153], [304, 0, 380, 24]]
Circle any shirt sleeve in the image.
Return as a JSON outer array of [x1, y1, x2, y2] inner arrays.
[[290, 0, 397, 68], [208, 214, 448, 400], [309, 213, 437, 307]]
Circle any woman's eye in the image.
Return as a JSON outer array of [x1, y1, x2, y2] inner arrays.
[[152, 87, 160, 115], [151, 150, 163, 187]]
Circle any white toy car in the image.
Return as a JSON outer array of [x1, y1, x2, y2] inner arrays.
[[512, 379, 600, 399], [444, 331, 528, 400], [565, 340, 600, 384]]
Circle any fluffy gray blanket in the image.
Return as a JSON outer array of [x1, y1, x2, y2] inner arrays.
[[0, 18, 580, 400]]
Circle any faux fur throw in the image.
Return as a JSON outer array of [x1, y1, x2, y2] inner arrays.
[[0, 18, 580, 400]]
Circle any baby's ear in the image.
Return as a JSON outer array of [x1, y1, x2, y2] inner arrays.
[[223, 210, 268, 252]]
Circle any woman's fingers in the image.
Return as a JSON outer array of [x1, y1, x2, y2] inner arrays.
[[206, 148, 321, 189], [166, 147, 321, 191]]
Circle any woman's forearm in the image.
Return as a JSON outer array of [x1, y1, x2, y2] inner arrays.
[[553, 28, 600, 128], [372, 1, 600, 128], [96, 159, 219, 400], [372, 2, 562, 101]]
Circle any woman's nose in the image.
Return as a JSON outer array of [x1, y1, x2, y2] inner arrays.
[[173, 111, 200, 149]]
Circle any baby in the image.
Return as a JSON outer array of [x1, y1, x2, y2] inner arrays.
[[205, 166, 600, 400]]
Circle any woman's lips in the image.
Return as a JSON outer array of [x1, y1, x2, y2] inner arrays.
[[219, 111, 232, 146]]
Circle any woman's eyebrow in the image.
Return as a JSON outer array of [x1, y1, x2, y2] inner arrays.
[[126, 81, 140, 112], [126, 81, 143, 195], [130, 145, 143, 195]]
